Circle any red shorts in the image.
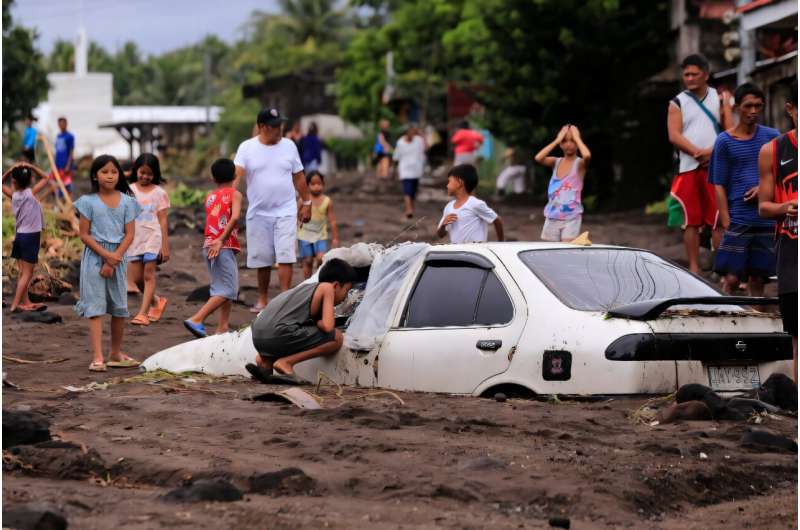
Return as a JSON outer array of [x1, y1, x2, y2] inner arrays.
[[49, 169, 73, 186], [670, 167, 718, 228]]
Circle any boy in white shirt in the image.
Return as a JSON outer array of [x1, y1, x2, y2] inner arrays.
[[437, 164, 504, 243]]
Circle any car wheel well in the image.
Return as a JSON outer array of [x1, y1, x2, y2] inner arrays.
[[480, 383, 536, 399]]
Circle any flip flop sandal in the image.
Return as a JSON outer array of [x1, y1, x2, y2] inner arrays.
[[89, 362, 107, 372], [249, 303, 266, 314], [245, 363, 273, 384], [130, 315, 150, 326], [147, 296, 168, 322], [107, 355, 140, 368], [269, 372, 307, 385], [183, 320, 207, 338]]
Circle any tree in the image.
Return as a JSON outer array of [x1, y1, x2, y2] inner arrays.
[[2, 0, 49, 129], [336, 0, 673, 208]]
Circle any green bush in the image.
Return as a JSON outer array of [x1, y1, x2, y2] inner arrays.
[[325, 137, 373, 169], [168, 182, 207, 207]]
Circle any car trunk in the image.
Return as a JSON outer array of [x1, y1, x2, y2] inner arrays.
[[643, 310, 791, 392]]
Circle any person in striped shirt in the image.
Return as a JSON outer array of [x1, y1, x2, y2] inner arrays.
[[709, 83, 779, 296]]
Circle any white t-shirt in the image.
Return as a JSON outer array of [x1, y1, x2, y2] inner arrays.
[[392, 135, 426, 180], [438, 196, 498, 244], [234, 137, 304, 218]]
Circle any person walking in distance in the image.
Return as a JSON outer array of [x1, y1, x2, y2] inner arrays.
[[758, 82, 798, 382], [392, 123, 427, 219], [451, 121, 484, 166], [50, 117, 75, 198], [234, 108, 312, 313], [667, 54, 733, 273]]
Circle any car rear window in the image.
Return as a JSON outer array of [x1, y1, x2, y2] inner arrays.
[[518, 248, 721, 311]]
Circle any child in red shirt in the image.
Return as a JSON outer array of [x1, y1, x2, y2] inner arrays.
[[184, 159, 242, 337]]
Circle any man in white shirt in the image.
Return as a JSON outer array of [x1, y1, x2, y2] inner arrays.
[[234, 108, 312, 312], [392, 123, 426, 219], [438, 164, 504, 243]]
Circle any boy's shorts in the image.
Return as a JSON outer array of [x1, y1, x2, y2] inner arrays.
[[670, 167, 718, 228], [255, 325, 336, 360], [246, 215, 296, 268], [541, 217, 582, 242], [779, 292, 797, 337], [298, 239, 328, 259], [205, 247, 239, 300], [11, 232, 40, 263], [713, 223, 776, 280], [401, 178, 419, 199], [128, 252, 159, 263]]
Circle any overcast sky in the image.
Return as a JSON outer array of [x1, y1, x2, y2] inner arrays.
[[12, 0, 281, 55]]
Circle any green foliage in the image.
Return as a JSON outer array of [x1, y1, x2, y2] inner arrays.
[[2, 0, 49, 129], [325, 136, 373, 166], [645, 197, 669, 215], [336, 0, 672, 208], [2, 212, 14, 241], [168, 182, 208, 208]]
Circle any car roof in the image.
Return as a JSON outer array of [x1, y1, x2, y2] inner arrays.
[[429, 241, 633, 253]]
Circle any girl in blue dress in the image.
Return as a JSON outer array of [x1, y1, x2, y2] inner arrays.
[[74, 155, 142, 372]]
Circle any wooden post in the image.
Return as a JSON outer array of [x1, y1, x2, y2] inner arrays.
[[39, 135, 80, 234]]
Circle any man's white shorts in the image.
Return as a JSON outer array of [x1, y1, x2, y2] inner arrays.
[[246, 215, 297, 268], [541, 216, 582, 242]]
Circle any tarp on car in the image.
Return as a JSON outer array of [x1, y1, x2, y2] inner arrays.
[[142, 242, 429, 375]]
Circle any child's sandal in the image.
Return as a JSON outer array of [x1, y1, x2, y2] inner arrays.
[[89, 362, 107, 372], [147, 296, 168, 322], [130, 315, 150, 326]]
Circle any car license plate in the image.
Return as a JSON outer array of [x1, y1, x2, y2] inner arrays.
[[707, 365, 760, 391]]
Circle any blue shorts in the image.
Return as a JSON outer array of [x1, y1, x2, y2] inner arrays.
[[205, 248, 239, 300], [298, 239, 329, 259], [128, 252, 159, 263], [401, 178, 419, 199], [713, 223, 776, 280], [11, 232, 41, 263]]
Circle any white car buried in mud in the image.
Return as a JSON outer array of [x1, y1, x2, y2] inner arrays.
[[144, 242, 793, 396]]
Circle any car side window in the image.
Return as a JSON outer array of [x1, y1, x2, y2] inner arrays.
[[402, 262, 513, 328], [475, 271, 514, 325]]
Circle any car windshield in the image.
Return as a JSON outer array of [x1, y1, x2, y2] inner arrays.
[[519, 248, 722, 311]]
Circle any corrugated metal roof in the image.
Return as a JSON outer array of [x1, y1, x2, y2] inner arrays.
[[105, 106, 222, 125]]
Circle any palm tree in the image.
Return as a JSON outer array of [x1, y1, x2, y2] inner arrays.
[[274, 0, 349, 46]]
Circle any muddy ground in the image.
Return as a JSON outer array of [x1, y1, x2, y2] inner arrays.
[[2, 172, 796, 529]]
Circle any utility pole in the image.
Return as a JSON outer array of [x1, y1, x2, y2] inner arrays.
[[204, 52, 211, 134]]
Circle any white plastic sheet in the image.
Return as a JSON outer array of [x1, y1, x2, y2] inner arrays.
[[343, 242, 430, 351]]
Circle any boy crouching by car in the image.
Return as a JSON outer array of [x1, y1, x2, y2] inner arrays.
[[245, 258, 356, 383]]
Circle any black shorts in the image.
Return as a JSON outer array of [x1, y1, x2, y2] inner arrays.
[[11, 232, 41, 263], [779, 292, 797, 337], [254, 324, 337, 360]]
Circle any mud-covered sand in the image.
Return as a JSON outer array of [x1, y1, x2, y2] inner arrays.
[[3, 174, 796, 529]]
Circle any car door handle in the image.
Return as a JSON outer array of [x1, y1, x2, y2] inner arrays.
[[476, 340, 502, 351]]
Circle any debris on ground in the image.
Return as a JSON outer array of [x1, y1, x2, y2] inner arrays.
[[2, 502, 68, 530], [162, 478, 243, 503], [2, 410, 52, 448], [249, 468, 316, 496], [10, 311, 63, 324], [740, 429, 798, 453]]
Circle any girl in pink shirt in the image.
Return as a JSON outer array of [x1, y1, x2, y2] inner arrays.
[[126, 153, 170, 326]]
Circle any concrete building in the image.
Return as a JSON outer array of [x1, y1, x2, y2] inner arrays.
[[35, 28, 221, 162]]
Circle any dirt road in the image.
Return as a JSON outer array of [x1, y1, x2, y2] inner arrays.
[[3, 174, 796, 529]]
